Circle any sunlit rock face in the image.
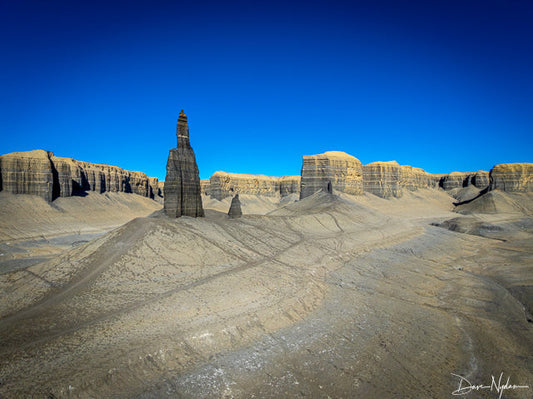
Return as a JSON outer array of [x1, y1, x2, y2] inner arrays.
[[300, 151, 363, 199], [361, 161, 438, 199], [207, 172, 300, 201], [489, 163, 533, 192], [0, 150, 159, 201], [164, 110, 204, 218], [362, 161, 403, 198], [0, 150, 55, 201], [439, 171, 490, 191]]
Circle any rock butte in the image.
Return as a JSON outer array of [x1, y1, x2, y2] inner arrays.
[[300, 151, 363, 199], [204, 171, 300, 200], [163, 110, 204, 218], [0, 149, 161, 202]]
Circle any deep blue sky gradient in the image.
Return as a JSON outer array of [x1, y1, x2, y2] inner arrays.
[[1, 0, 532, 180]]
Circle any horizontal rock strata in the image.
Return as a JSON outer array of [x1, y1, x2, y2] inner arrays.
[[164, 110, 204, 218], [207, 172, 300, 201], [362, 161, 439, 198], [489, 163, 533, 192], [439, 171, 489, 190], [300, 151, 363, 199], [0, 150, 160, 202]]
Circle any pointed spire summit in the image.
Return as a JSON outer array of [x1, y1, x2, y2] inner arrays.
[[176, 109, 189, 148]]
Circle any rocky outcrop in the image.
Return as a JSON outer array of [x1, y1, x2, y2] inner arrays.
[[439, 171, 489, 190], [300, 151, 363, 199], [400, 165, 440, 191], [470, 171, 490, 188], [489, 163, 533, 192], [362, 161, 402, 198], [200, 180, 210, 196], [164, 110, 204, 218], [280, 176, 301, 197], [362, 161, 439, 198], [207, 172, 300, 201], [0, 150, 55, 201], [0, 150, 159, 201], [228, 194, 243, 218]]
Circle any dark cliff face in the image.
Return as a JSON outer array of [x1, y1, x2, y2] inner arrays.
[[164, 110, 204, 218], [0, 150, 160, 202]]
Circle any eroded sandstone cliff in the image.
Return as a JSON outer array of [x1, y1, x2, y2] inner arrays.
[[206, 172, 300, 200], [300, 151, 363, 199], [489, 163, 533, 192], [439, 171, 489, 190], [0, 150, 160, 202]]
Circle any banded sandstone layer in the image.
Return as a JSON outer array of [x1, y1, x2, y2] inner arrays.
[[0, 150, 160, 201], [300, 151, 363, 199], [439, 171, 490, 190], [489, 163, 533, 192], [206, 171, 300, 200], [362, 161, 438, 198], [164, 110, 204, 218]]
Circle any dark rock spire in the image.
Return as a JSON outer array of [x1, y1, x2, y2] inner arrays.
[[176, 109, 189, 148], [164, 110, 204, 218], [228, 194, 243, 218]]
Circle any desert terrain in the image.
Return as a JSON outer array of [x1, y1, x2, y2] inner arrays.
[[0, 185, 531, 398]]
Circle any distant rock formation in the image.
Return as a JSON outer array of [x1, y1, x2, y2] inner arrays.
[[200, 179, 210, 196], [489, 163, 533, 192], [362, 161, 402, 198], [362, 161, 439, 198], [164, 110, 204, 218], [228, 194, 243, 218], [300, 151, 363, 199], [0, 150, 160, 202], [206, 172, 300, 200], [0, 150, 55, 201], [439, 171, 489, 190]]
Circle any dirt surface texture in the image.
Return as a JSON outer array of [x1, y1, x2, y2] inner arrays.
[[0, 188, 531, 398]]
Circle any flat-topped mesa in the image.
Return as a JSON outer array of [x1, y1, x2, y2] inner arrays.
[[164, 110, 204, 218], [300, 151, 363, 199], [439, 171, 489, 191], [206, 171, 300, 201], [0, 150, 159, 201], [489, 163, 533, 192], [362, 161, 438, 198]]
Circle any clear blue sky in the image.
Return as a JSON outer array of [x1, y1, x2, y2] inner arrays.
[[1, 0, 532, 180]]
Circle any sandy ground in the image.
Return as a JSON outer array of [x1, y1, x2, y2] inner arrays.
[[0, 192, 162, 273], [0, 189, 531, 398]]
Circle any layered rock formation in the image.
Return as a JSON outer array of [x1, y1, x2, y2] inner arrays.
[[0, 150, 160, 202], [206, 172, 300, 200], [228, 194, 243, 218], [362, 161, 402, 198], [200, 180, 212, 196], [489, 163, 533, 192], [164, 110, 204, 218], [361, 161, 439, 198], [300, 151, 363, 199], [439, 171, 489, 190], [0, 150, 55, 201]]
